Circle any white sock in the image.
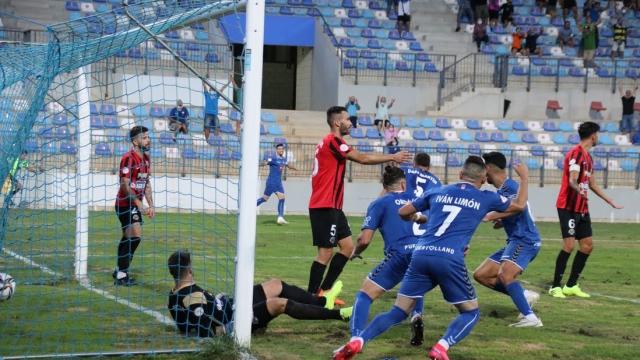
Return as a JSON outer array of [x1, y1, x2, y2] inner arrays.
[[117, 271, 127, 280], [525, 313, 539, 321], [437, 339, 450, 350]]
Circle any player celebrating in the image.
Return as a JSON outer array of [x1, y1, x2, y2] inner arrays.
[[550, 122, 623, 298], [349, 166, 427, 346], [333, 157, 529, 360], [167, 250, 351, 337], [307, 106, 412, 297], [112, 126, 154, 286], [473, 152, 542, 327], [403, 152, 441, 198], [257, 143, 297, 225]]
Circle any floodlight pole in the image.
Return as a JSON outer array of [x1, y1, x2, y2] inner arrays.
[[74, 66, 91, 280], [234, 0, 264, 348]]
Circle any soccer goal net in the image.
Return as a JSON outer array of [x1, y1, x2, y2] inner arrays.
[[0, 0, 256, 357]]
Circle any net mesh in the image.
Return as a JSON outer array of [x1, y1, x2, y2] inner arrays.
[[0, 0, 246, 356]]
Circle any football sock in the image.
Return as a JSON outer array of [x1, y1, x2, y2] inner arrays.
[[506, 281, 533, 316], [441, 308, 480, 347], [256, 197, 266, 206], [277, 199, 285, 217], [307, 261, 327, 293], [284, 299, 342, 320], [492, 280, 509, 295], [116, 236, 141, 272], [553, 250, 571, 287], [411, 296, 424, 319], [280, 281, 325, 306], [351, 291, 373, 337], [360, 306, 408, 343], [320, 253, 349, 291], [566, 251, 590, 287]]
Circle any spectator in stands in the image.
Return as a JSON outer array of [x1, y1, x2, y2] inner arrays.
[[562, 0, 580, 22], [511, 27, 525, 55], [500, 0, 514, 25], [387, 0, 398, 15], [612, 18, 627, 59], [618, 83, 638, 135], [557, 20, 576, 48], [383, 123, 400, 152], [203, 79, 230, 140], [456, 0, 475, 32], [345, 96, 361, 129], [473, 19, 490, 52], [473, 0, 489, 23], [488, 0, 500, 29], [375, 96, 395, 135], [581, 17, 598, 68], [168, 99, 189, 141], [397, 0, 411, 33], [546, 0, 558, 17], [583, 0, 602, 22], [524, 27, 543, 56]]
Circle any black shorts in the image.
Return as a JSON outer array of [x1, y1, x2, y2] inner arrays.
[[309, 208, 352, 248], [374, 119, 390, 127], [557, 209, 592, 240], [562, 0, 576, 9], [349, 116, 358, 128], [251, 284, 273, 333], [115, 204, 143, 229], [489, 10, 499, 20]]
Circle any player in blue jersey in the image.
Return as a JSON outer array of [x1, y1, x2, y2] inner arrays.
[[257, 143, 296, 225], [404, 152, 442, 198], [348, 166, 428, 347], [333, 156, 529, 360], [473, 152, 543, 328]]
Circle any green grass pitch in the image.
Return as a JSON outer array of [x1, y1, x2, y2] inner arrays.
[[0, 211, 639, 359]]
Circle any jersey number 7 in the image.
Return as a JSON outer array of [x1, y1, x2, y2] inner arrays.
[[435, 205, 462, 237]]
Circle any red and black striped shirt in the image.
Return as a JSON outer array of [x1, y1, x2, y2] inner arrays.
[[309, 133, 352, 210], [556, 145, 592, 214], [116, 149, 151, 207]]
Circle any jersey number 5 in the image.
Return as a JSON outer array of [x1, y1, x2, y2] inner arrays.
[[435, 205, 462, 237], [414, 177, 427, 197]]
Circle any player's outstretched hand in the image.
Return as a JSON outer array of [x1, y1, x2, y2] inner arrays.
[[392, 150, 413, 164], [147, 206, 155, 219], [609, 200, 623, 209], [512, 161, 529, 178]]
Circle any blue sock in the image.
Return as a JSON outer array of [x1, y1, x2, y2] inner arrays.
[[360, 306, 408, 343], [493, 280, 509, 295], [506, 281, 533, 316], [277, 199, 285, 217], [350, 291, 373, 337], [257, 198, 266, 206], [442, 308, 480, 348], [411, 297, 424, 319]]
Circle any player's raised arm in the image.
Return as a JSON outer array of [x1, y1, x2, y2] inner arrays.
[[503, 162, 528, 213], [588, 175, 623, 209], [346, 148, 412, 165]]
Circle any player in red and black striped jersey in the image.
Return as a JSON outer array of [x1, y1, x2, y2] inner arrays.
[[113, 126, 155, 286], [307, 106, 412, 296], [550, 122, 623, 299]]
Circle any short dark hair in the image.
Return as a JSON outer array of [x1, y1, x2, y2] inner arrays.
[[326, 106, 347, 126], [129, 125, 149, 141], [482, 151, 507, 170], [461, 155, 487, 181], [414, 153, 431, 168], [578, 121, 600, 140], [168, 250, 191, 281], [275, 143, 285, 149], [382, 165, 405, 188]]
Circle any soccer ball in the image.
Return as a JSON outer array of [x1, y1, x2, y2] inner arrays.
[[0, 273, 16, 301]]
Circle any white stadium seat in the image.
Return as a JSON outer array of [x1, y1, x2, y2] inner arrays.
[[481, 119, 497, 130], [451, 118, 466, 129], [527, 121, 542, 131], [444, 130, 460, 141], [614, 134, 630, 146], [537, 133, 552, 144]]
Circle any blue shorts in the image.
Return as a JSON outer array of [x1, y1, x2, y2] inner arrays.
[[399, 254, 476, 304], [263, 182, 284, 196], [488, 240, 541, 271], [204, 114, 219, 130], [367, 251, 412, 291]]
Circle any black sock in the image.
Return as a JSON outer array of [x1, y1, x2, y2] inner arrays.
[[320, 253, 349, 291], [308, 261, 327, 294], [553, 250, 572, 288], [117, 237, 141, 272], [284, 299, 341, 320], [566, 251, 590, 287], [281, 281, 325, 307]]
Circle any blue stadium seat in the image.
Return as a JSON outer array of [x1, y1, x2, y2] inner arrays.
[[490, 132, 507, 142], [60, 141, 78, 155], [261, 124, 268, 136], [55, 127, 70, 139], [429, 130, 444, 141], [131, 105, 146, 118], [24, 139, 39, 153], [412, 129, 428, 140], [100, 103, 116, 115], [466, 119, 482, 130], [409, 41, 423, 51], [103, 116, 119, 129], [368, 39, 382, 49], [195, 30, 209, 41], [599, 134, 615, 145], [357, 140, 374, 152], [435, 118, 451, 129], [42, 142, 59, 155], [208, 135, 226, 146], [593, 159, 606, 171], [621, 159, 637, 172], [558, 121, 573, 132], [95, 143, 112, 156], [447, 154, 462, 167], [89, 103, 100, 115], [366, 128, 381, 138], [468, 144, 481, 155], [543, 121, 559, 132], [568, 134, 580, 144], [437, 143, 449, 153], [65, 1, 80, 11], [421, 118, 434, 128], [182, 148, 199, 159], [350, 128, 365, 138], [52, 114, 69, 126], [205, 53, 219, 63], [592, 147, 607, 157], [527, 158, 541, 169], [261, 112, 276, 122], [91, 115, 104, 129], [159, 132, 174, 144], [404, 118, 419, 128], [497, 120, 511, 131], [459, 131, 474, 142], [389, 117, 401, 127], [475, 131, 490, 142], [424, 63, 438, 72], [552, 133, 567, 144], [530, 145, 545, 156], [556, 158, 564, 169], [522, 132, 538, 143], [396, 61, 410, 71], [513, 120, 528, 131], [507, 132, 521, 143], [268, 124, 284, 135], [358, 115, 373, 126], [608, 147, 625, 158], [604, 122, 618, 133]]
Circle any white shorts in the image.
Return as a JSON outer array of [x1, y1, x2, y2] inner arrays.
[[398, 0, 411, 16], [612, 41, 625, 52]]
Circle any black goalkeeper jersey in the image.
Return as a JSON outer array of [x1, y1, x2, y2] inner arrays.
[[168, 283, 234, 337]]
